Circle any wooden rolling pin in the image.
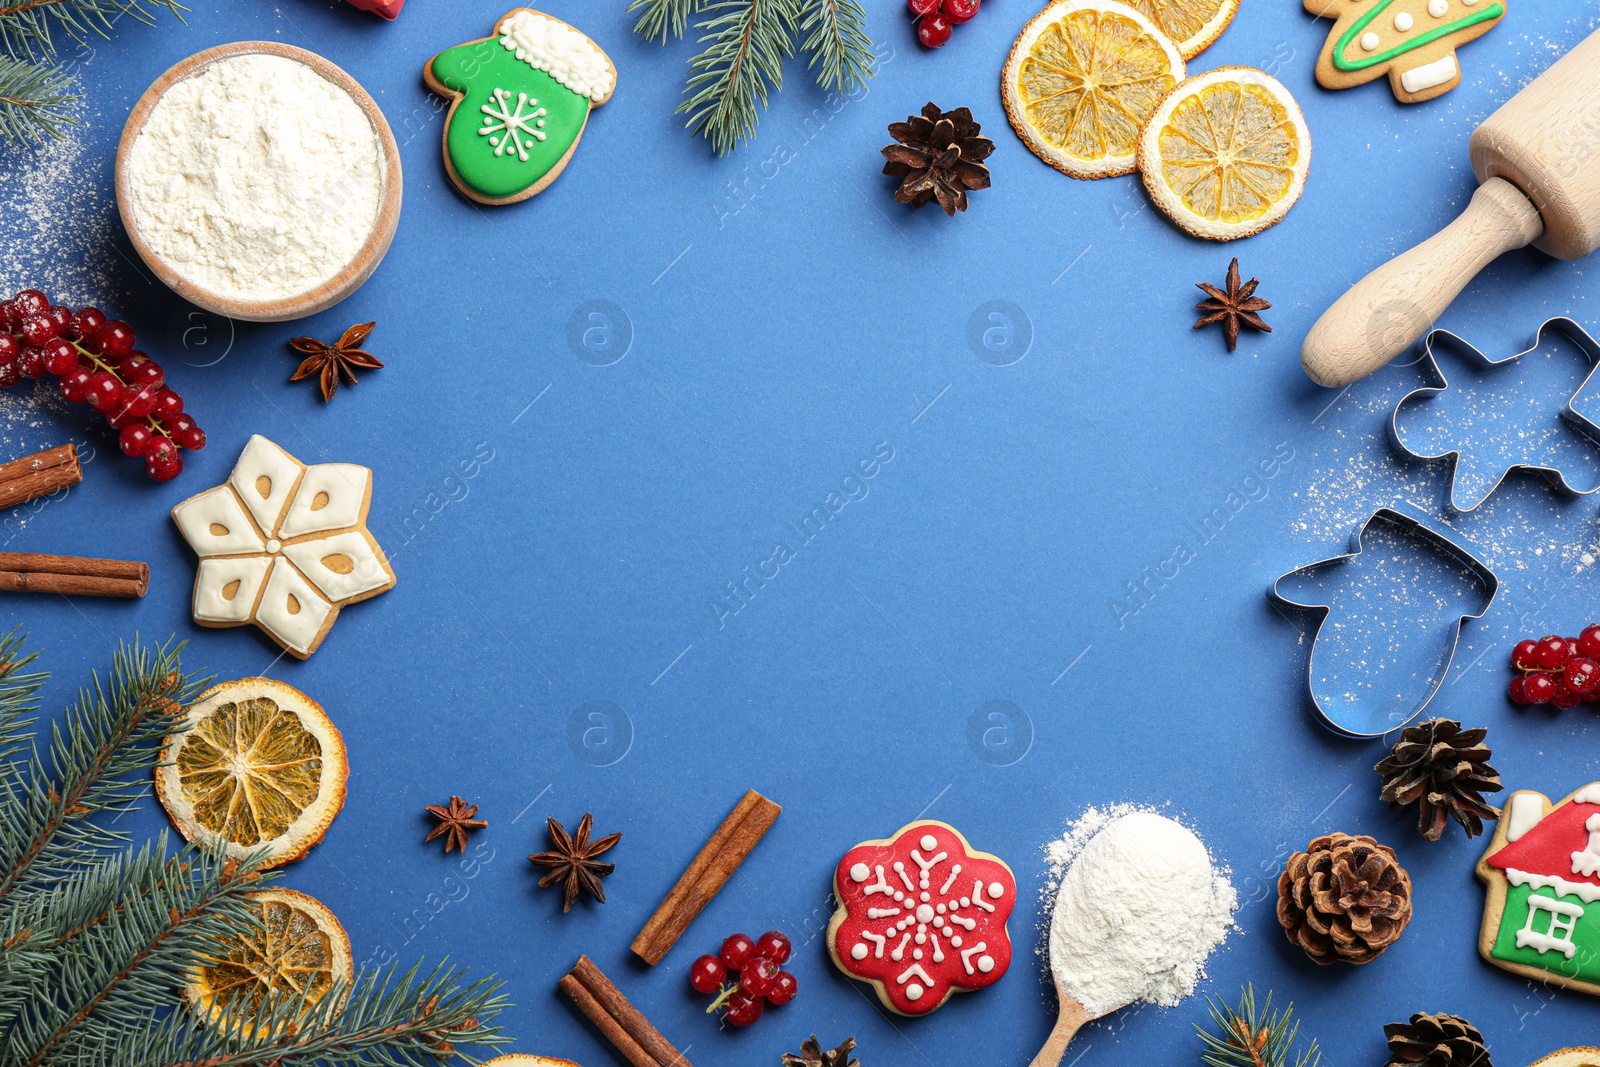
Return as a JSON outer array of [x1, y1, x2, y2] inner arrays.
[[1303, 26, 1600, 388]]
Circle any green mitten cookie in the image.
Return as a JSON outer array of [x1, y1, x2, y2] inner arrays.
[[424, 7, 615, 204]]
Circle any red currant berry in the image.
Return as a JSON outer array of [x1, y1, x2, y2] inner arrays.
[[17, 346, 46, 379], [739, 957, 779, 997], [722, 988, 764, 1028], [152, 387, 184, 420], [0, 363, 20, 389], [45, 305, 72, 334], [146, 435, 179, 463], [720, 934, 757, 972], [1534, 635, 1569, 670], [95, 320, 136, 360], [0, 335, 17, 365], [119, 424, 155, 457], [765, 970, 797, 1006], [1523, 673, 1558, 705], [176, 425, 207, 451], [689, 954, 726, 994], [122, 354, 164, 388], [58, 367, 91, 403], [907, 0, 941, 14], [12, 290, 48, 316], [121, 385, 159, 419], [1507, 675, 1528, 704], [0, 300, 14, 332], [753, 931, 791, 966], [21, 314, 58, 345], [917, 13, 953, 46], [1578, 623, 1600, 660], [945, 0, 980, 23], [1566, 657, 1600, 695], [1511, 638, 1540, 671], [1552, 683, 1584, 710], [42, 338, 76, 376], [85, 371, 121, 410], [1564, 637, 1582, 661], [145, 450, 183, 482], [71, 307, 105, 341]]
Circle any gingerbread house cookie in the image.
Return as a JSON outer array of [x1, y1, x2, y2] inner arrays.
[[1304, 0, 1506, 104]]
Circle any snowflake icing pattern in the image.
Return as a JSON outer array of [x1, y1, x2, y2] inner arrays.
[[479, 86, 548, 162], [828, 821, 1015, 1016]]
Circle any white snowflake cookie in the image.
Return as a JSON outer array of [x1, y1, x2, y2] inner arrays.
[[171, 435, 395, 659]]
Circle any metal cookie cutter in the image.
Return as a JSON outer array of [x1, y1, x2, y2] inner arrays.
[[1389, 317, 1600, 512], [1271, 508, 1499, 739]]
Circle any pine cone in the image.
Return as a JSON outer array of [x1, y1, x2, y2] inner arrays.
[[1383, 1012, 1491, 1067], [882, 103, 994, 216], [782, 1036, 858, 1067], [1375, 719, 1502, 841], [1277, 832, 1412, 965]]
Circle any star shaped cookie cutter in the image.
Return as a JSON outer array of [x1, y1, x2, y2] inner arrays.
[[1389, 317, 1600, 513], [1271, 507, 1498, 738]]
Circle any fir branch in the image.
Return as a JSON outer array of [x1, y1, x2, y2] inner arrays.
[[0, 54, 73, 144], [678, 0, 796, 155], [796, 0, 872, 93], [1197, 986, 1321, 1067], [0, 637, 202, 907], [118, 960, 511, 1067], [628, 0, 700, 43], [0, 0, 187, 63]]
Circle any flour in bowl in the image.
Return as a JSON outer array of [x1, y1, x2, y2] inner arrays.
[[124, 53, 384, 303], [1044, 806, 1237, 1015]]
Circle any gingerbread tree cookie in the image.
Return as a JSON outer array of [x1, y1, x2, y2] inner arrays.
[[1304, 0, 1506, 104], [424, 8, 615, 205]]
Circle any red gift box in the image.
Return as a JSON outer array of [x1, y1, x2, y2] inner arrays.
[[344, 0, 404, 18]]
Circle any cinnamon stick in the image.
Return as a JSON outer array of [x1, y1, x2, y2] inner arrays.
[[560, 956, 692, 1067], [631, 789, 781, 966], [0, 552, 148, 598], [0, 445, 81, 510]]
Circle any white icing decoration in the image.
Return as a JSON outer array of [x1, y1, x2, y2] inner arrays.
[[893, 891, 905, 902], [988, 882, 1005, 899], [1570, 814, 1600, 878], [867, 908, 900, 919], [895, 864, 915, 892], [913, 948, 923, 960], [850, 863, 871, 883], [1571, 784, 1600, 805], [1360, 31, 1381, 50], [972, 880, 996, 912], [1505, 793, 1546, 842], [950, 914, 976, 931], [1427, 0, 1448, 14], [861, 931, 886, 958], [173, 434, 393, 658], [920, 834, 938, 852], [896, 964, 934, 988], [1506, 868, 1600, 904], [1516, 894, 1584, 958], [905, 983, 924, 1001], [951, 935, 963, 947], [941, 865, 961, 894], [1400, 55, 1458, 93], [851, 944, 868, 960], [1462, 0, 1478, 5], [479, 88, 548, 161], [959, 942, 988, 975], [278, 463, 369, 537], [915, 904, 935, 923], [977, 955, 995, 973], [891, 934, 910, 961], [930, 934, 945, 963], [1393, 11, 1413, 30], [497, 10, 615, 101]]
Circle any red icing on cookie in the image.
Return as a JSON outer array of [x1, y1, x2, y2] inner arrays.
[[344, 0, 405, 18], [827, 821, 1015, 1016]]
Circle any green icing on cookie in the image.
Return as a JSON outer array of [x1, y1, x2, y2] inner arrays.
[[429, 40, 596, 201], [1490, 882, 1600, 984]]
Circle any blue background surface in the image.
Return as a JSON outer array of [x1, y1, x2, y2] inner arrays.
[[3, 0, 1600, 1062]]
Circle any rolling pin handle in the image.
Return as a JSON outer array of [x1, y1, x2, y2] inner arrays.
[[1301, 177, 1545, 388]]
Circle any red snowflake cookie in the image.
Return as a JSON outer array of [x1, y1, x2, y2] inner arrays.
[[827, 820, 1015, 1016]]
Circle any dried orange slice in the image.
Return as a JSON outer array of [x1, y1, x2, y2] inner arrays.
[[1138, 66, 1311, 241], [1121, 0, 1238, 60], [1002, 0, 1185, 179], [185, 888, 352, 1032], [155, 677, 347, 867], [483, 1058, 584, 1067]]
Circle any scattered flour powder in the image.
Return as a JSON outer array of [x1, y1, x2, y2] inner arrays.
[[123, 54, 384, 302], [1043, 806, 1237, 1015]]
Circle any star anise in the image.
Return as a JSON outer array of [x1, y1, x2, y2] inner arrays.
[[288, 321, 384, 401], [528, 813, 621, 912], [783, 1036, 859, 1067], [1194, 258, 1272, 352], [882, 103, 994, 216], [424, 795, 487, 853]]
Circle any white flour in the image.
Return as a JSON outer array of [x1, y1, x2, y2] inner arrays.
[[124, 54, 383, 302], [1044, 807, 1236, 1015]]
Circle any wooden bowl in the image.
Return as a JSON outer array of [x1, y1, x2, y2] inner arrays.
[[115, 42, 403, 323]]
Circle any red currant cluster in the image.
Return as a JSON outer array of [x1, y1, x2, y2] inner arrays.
[[688, 931, 796, 1029], [0, 289, 205, 482], [908, 0, 980, 47], [1508, 625, 1600, 708]]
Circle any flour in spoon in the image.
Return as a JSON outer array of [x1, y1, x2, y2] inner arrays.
[[1044, 807, 1236, 1015]]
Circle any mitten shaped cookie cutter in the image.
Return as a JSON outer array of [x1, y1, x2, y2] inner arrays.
[[1389, 318, 1600, 513], [1272, 508, 1498, 738]]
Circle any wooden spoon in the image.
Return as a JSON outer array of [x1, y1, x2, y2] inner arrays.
[[1028, 974, 1123, 1067]]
